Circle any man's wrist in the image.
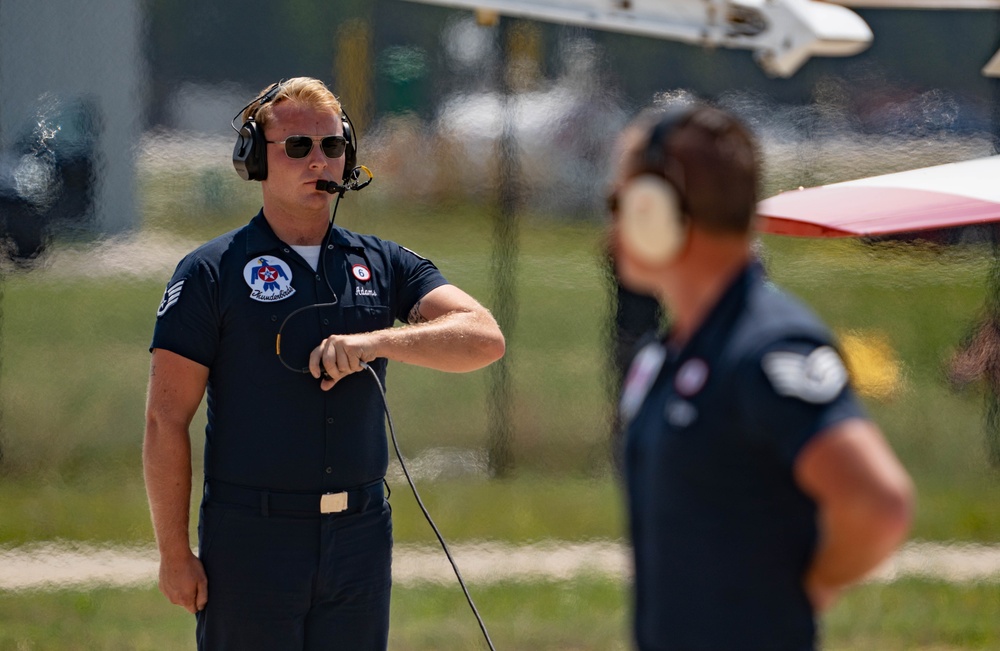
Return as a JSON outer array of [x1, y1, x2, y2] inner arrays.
[[158, 538, 195, 561]]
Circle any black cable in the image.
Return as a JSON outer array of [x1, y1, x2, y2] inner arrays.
[[361, 362, 498, 651], [272, 192, 496, 647], [274, 195, 343, 376]]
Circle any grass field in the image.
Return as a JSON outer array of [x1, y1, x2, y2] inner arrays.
[[1, 578, 998, 650], [3, 168, 1000, 647], [3, 200, 1000, 541]]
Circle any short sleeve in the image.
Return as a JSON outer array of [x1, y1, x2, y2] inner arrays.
[[149, 255, 220, 368], [737, 339, 868, 466], [390, 243, 449, 323]]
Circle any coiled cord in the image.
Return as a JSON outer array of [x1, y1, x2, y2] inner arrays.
[[361, 362, 498, 651]]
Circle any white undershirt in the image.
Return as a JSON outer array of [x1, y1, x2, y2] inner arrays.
[[290, 245, 322, 271]]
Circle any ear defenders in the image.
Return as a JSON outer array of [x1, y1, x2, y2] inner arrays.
[[232, 81, 358, 183], [617, 105, 696, 266]]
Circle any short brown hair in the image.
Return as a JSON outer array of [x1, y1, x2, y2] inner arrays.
[[624, 104, 759, 234], [241, 77, 343, 135]]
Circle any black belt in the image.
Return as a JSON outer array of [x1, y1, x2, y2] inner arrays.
[[204, 478, 385, 517]]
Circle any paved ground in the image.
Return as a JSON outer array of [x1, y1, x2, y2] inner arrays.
[[2, 540, 999, 592]]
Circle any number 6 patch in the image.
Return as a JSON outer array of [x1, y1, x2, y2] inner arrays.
[[352, 264, 372, 282]]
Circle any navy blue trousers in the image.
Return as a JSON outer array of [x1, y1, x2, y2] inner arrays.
[[195, 495, 392, 650]]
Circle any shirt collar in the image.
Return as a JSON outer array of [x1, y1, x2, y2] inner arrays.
[[245, 210, 367, 256]]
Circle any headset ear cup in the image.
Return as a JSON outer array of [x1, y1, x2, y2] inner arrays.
[[618, 175, 687, 265], [341, 113, 357, 182], [233, 119, 268, 181]]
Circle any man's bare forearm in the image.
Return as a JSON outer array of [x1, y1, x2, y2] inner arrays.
[[143, 421, 195, 559], [372, 308, 505, 372]]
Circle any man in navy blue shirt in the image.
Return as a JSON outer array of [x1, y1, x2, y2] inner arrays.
[[608, 103, 914, 650], [143, 77, 505, 651]]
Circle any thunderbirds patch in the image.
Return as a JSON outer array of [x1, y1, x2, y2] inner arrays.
[[243, 256, 295, 302]]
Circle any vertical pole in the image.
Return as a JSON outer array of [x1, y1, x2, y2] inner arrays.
[[983, 16, 1000, 467], [334, 15, 373, 134], [0, 266, 5, 468], [486, 17, 523, 477]]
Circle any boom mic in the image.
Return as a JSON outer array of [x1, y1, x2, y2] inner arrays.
[[316, 166, 374, 195], [316, 179, 348, 194]]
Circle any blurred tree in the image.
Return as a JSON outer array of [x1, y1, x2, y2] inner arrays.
[[486, 19, 544, 477], [145, 1, 1000, 129]]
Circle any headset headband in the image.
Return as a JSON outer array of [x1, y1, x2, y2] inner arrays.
[[643, 104, 696, 174]]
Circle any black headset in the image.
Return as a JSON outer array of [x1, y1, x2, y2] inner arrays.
[[232, 81, 358, 183], [617, 104, 697, 265]]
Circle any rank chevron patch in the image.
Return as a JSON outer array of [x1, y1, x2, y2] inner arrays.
[[761, 346, 848, 404]]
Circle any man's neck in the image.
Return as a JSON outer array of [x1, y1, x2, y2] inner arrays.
[[262, 204, 331, 246], [663, 238, 752, 347]]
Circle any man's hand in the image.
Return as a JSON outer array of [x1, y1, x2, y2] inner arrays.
[[309, 333, 378, 390], [159, 550, 208, 614], [306, 285, 504, 390]]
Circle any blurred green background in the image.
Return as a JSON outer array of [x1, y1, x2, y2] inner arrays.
[[4, 152, 1000, 649], [5, 1, 1000, 649]]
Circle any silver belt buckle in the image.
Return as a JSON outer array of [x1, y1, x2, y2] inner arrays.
[[320, 492, 348, 514]]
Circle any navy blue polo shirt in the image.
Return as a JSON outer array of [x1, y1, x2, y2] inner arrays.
[[621, 261, 866, 651], [151, 211, 448, 493]]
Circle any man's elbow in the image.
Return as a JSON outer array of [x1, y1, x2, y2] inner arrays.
[[461, 330, 505, 371], [470, 309, 505, 366], [483, 329, 506, 364], [877, 476, 916, 548]]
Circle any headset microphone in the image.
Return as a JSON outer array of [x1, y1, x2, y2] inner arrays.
[[316, 165, 375, 195], [316, 180, 348, 194]]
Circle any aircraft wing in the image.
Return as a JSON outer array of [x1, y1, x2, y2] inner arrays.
[[398, 0, 873, 77], [757, 156, 1000, 237]]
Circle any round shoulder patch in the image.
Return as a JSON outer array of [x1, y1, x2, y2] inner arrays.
[[243, 256, 295, 302], [761, 346, 848, 404], [352, 264, 372, 282]]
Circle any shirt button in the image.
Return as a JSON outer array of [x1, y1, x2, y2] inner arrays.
[[316, 274, 322, 281], [283, 248, 290, 253], [323, 319, 329, 325], [271, 315, 277, 322], [326, 417, 334, 424], [325, 467, 333, 474], [327, 244, 334, 250]]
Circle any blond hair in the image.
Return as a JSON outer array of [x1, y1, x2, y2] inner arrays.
[[241, 77, 343, 134]]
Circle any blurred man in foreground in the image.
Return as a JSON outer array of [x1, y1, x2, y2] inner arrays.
[[609, 103, 914, 650], [143, 77, 504, 650]]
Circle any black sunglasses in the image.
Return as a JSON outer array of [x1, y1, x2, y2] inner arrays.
[[266, 135, 347, 160]]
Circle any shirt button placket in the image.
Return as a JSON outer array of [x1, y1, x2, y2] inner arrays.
[[318, 259, 337, 488], [323, 414, 336, 484]]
